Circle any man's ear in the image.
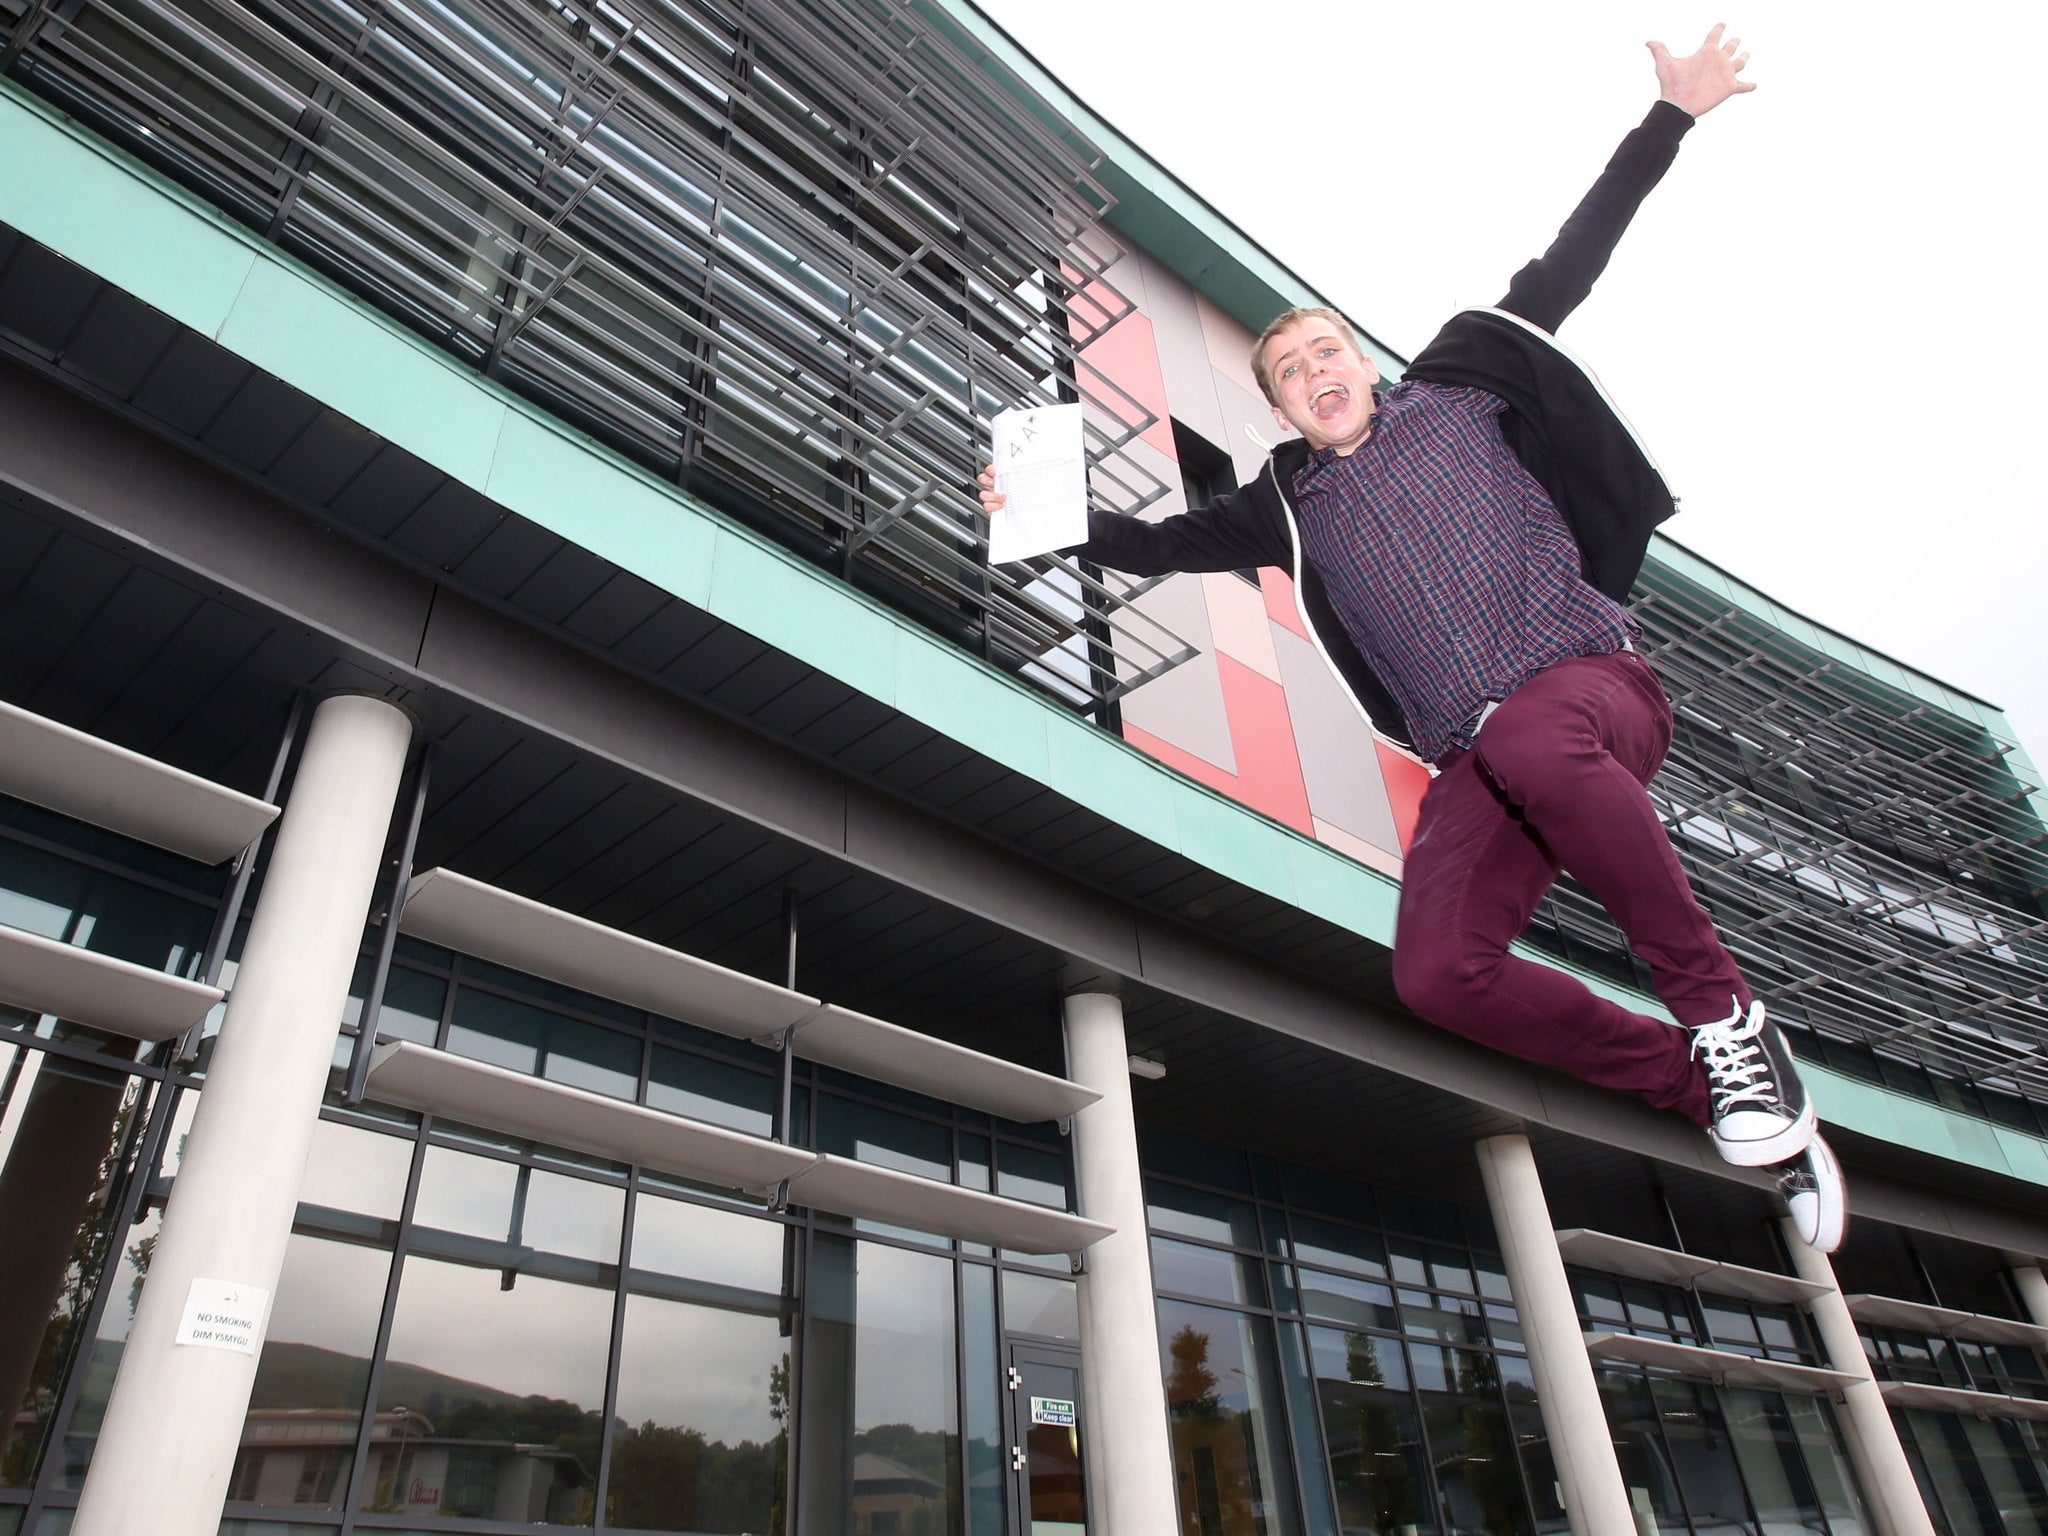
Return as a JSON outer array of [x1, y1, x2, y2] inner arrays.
[[1361, 354, 1382, 386], [1271, 403, 1293, 434]]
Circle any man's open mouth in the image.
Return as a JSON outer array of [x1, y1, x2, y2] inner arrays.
[[1310, 383, 1348, 420]]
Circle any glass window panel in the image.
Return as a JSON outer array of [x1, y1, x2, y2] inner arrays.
[[1783, 1395, 1870, 1536], [1002, 1268, 1079, 1342], [995, 1141, 1067, 1211], [1485, 1304, 1525, 1353], [55, 1203, 164, 1489], [647, 1044, 774, 1138], [1595, 1369, 1689, 1536], [297, 1119, 413, 1223], [608, 1295, 788, 1533], [1140, 1125, 1253, 1193], [342, 963, 446, 1047], [1278, 1161, 1378, 1225], [1705, 1301, 1764, 1354], [1497, 1352, 1566, 1532], [1474, 1255, 1514, 1303], [0, 1051, 148, 1489], [958, 1134, 991, 1193], [1305, 1322, 1429, 1536], [1273, 1323, 1341, 1535], [1577, 1274, 1627, 1327], [1388, 1238, 1429, 1288], [1296, 1267, 1398, 1333], [409, 1148, 622, 1269], [365, 1254, 610, 1521], [447, 989, 640, 1102], [1426, 1247, 1475, 1297], [1145, 1179, 1260, 1249], [817, 1096, 949, 1181], [800, 1236, 960, 1536], [1150, 1237, 1266, 1308], [1957, 1416, 2048, 1536], [1399, 1290, 1484, 1347], [1722, 1388, 1828, 1536], [1157, 1299, 1299, 1536], [1416, 1346, 1533, 1536], [1647, 1376, 1751, 1536], [234, 1233, 392, 1511], [1284, 1215, 1388, 1280], [629, 1193, 784, 1295], [962, 1265, 1003, 1536]]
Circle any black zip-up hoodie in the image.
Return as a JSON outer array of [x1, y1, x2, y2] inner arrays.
[[1072, 102, 1696, 754]]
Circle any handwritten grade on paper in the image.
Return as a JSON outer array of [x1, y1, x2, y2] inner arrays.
[[988, 403, 1088, 564]]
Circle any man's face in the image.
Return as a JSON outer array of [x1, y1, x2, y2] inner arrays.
[[1260, 319, 1381, 455]]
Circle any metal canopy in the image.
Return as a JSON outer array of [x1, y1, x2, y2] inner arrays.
[[365, 1041, 1112, 1254], [1555, 1228, 1828, 1306], [0, 695, 278, 864], [1582, 1331, 1860, 1397], [0, 924, 224, 1042], [401, 867, 1099, 1124], [1875, 1379, 2048, 1423], [1844, 1293, 2048, 1348]]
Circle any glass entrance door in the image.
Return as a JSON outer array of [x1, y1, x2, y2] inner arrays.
[[1006, 1342, 1089, 1536]]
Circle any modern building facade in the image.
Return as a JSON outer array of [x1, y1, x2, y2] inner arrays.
[[1, 3, 2046, 1536]]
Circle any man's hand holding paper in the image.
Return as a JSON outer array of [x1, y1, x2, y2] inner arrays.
[[984, 403, 1087, 564]]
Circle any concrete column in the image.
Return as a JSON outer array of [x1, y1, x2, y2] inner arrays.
[[74, 694, 412, 1536], [1474, 1134, 1637, 1536], [1782, 1217, 1938, 1536], [1062, 991, 1177, 1536], [2005, 1257, 2048, 1327]]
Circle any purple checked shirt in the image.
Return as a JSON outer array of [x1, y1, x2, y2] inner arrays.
[[1292, 380, 1635, 763]]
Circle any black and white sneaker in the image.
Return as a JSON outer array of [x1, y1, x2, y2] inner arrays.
[[1692, 998, 1815, 1167], [1778, 1133, 1847, 1254]]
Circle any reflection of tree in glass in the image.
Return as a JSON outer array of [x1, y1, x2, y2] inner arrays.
[[0, 1078, 140, 1483], [607, 1352, 789, 1535], [1452, 1350, 1531, 1536], [1167, 1326, 1221, 1420], [1342, 1332, 1421, 1536]]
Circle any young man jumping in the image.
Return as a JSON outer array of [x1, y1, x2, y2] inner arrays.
[[981, 27, 1846, 1251]]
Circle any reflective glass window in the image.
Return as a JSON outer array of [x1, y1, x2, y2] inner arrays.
[[1146, 1179, 1260, 1249], [0, 1051, 150, 1489], [1002, 1269, 1079, 1342], [447, 989, 640, 1103], [1150, 1236, 1266, 1308], [297, 1118, 413, 1224], [1595, 1369, 1688, 1536], [1296, 1267, 1397, 1333], [1305, 1322, 1429, 1535], [1158, 1299, 1299, 1536], [365, 1254, 611, 1521], [1285, 1216, 1388, 1280], [647, 1043, 774, 1138], [1645, 1377, 1750, 1535], [1413, 1344, 1532, 1536], [801, 1235, 961, 1536], [1783, 1394, 1869, 1536], [962, 1265, 1003, 1536], [233, 1233, 392, 1510], [995, 1140, 1067, 1211], [1723, 1389, 1830, 1536]]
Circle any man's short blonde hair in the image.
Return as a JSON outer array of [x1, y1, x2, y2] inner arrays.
[[1251, 306, 1363, 406]]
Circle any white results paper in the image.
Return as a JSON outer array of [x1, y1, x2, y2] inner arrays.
[[988, 403, 1087, 563]]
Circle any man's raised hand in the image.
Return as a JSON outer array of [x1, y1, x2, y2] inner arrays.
[[1649, 23, 1755, 117]]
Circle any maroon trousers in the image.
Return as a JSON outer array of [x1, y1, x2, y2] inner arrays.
[[1390, 650, 1742, 1125]]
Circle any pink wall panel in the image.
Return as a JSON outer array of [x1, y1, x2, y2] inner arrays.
[[1078, 305, 1177, 460], [1215, 654, 1315, 835], [1259, 568, 1310, 640], [1374, 742, 1432, 855]]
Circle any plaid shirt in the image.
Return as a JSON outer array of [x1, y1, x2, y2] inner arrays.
[[1292, 380, 1634, 762]]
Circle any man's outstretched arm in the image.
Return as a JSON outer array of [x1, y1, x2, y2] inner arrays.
[[1498, 25, 1754, 333]]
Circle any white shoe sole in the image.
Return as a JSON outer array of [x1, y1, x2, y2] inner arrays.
[[1711, 1096, 1816, 1167], [1786, 1135, 1848, 1255]]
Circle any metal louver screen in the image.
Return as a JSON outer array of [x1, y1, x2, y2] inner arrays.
[[2, 0, 1193, 708]]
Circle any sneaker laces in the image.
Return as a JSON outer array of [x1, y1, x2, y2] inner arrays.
[[1690, 999, 1782, 1113]]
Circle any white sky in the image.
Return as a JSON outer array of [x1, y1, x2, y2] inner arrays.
[[977, 1, 2048, 764]]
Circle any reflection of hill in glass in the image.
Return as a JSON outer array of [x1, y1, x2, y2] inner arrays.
[[251, 1342, 528, 1413]]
